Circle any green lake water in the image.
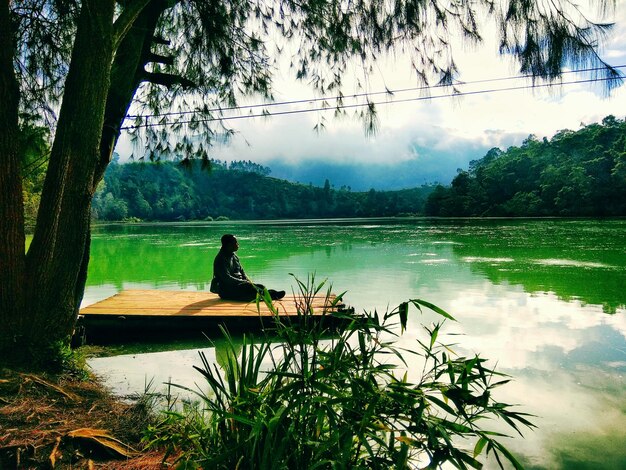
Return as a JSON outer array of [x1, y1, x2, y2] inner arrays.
[[85, 218, 626, 469]]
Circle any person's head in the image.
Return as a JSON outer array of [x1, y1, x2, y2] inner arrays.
[[221, 234, 239, 252]]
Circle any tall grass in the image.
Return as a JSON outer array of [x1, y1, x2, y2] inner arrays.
[[145, 276, 534, 469]]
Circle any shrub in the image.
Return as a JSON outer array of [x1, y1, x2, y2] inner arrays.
[[145, 277, 533, 469]]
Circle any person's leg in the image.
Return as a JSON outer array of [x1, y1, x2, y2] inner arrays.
[[248, 283, 287, 301], [220, 283, 285, 301], [254, 284, 286, 300], [220, 283, 261, 301]]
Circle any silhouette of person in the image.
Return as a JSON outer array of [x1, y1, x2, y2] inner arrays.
[[211, 234, 286, 301]]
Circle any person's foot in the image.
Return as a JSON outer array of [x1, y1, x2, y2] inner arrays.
[[271, 290, 286, 301]]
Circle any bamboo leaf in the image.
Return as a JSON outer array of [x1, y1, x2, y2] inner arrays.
[[473, 436, 489, 457], [425, 394, 457, 415], [456, 449, 484, 469], [410, 299, 456, 321]]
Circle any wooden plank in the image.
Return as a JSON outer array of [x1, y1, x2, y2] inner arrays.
[[79, 290, 340, 318]]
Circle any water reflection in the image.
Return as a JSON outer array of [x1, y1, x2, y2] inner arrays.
[[90, 347, 217, 399], [86, 219, 626, 469]]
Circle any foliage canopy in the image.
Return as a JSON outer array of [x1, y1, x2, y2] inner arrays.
[[12, 0, 623, 157], [91, 160, 434, 221], [425, 115, 626, 216]]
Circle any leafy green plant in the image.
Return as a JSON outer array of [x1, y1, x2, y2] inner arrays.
[[145, 277, 534, 469]]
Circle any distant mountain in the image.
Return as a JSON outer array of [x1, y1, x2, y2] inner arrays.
[[267, 160, 445, 191], [265, 141, 495, 191]]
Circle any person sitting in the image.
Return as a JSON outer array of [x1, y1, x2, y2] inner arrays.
[[210, 234, 286, 302]]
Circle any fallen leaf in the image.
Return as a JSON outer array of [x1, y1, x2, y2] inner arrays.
[[49, 436, 61, 468], [21, 374, 80, 402], [67, 428, 137, 458]]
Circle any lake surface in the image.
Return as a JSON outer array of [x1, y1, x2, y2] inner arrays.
[[86, 218, 626, 469]]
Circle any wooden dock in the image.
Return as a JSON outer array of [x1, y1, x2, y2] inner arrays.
[[78, 289, 348, 342]]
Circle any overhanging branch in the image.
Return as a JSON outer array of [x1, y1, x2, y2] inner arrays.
[[147, 52, 174, 65], [143, 71, 196, 89]]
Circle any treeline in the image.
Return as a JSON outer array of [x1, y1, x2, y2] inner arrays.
[[92, 160, 434, 221], [426, 116, 626, 217]]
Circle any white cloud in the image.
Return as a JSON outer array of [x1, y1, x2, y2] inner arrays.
[[116, 2, 626, 185]]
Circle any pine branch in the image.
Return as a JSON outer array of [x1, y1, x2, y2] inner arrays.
[[147, 52, 174, 66], [143, 71, 196, 89]]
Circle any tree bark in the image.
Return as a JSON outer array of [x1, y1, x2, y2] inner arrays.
[[24, 0, 117, 349], [2, 0, 177, 363], [20, 0, 171, 356], [0, 1, 25, 352], [96, 0, 169, 183]]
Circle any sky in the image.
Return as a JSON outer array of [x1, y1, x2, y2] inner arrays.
[[119, 2, 626, 190]]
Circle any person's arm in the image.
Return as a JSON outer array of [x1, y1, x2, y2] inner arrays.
[[214, 253, 247, 288], [238, 257, 251, 282]]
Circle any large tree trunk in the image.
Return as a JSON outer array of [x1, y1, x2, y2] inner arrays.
[[0, 2, 25, 353], [24, 0, 116, 351], [2, 0, 170, 364]]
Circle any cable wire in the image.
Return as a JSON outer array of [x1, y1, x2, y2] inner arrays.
[[124, 64, 625, 120], [121, 75, 623, 130], [22, 69, 625, 173]]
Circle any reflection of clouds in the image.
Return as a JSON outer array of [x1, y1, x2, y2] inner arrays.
[[448, 286, 626, 370], [607, 314, 626, 341], [462, 256, 515, 263], [437, 285, 626, 468], [89, 347, 217, 399], [532, 258, 615, 269], [483, 367, 626, 470]]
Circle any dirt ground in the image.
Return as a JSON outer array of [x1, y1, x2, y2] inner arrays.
[[0, 368, 170, 469]]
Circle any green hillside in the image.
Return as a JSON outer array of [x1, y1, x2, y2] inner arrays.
[[426, 116, 626, 217], [92, 159, 434, 221]]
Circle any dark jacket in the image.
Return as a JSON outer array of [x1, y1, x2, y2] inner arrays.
[[211, 249, 247, 293]]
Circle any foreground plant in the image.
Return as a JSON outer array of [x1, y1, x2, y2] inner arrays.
[[145, 277, 534, 469]]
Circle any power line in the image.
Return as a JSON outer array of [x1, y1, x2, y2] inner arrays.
[[21, 67, 625, 171], [124, 64, 625, 120], [121, 75, 623, 130]]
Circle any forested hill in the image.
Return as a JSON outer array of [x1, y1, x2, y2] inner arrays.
[[92, 159, 434, 221], [425, 116, 626, 217]]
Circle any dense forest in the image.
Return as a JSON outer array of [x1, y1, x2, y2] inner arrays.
[[92, 159, 434, 221], [27, 115, 626, 224], [425, 116, 626, 217]]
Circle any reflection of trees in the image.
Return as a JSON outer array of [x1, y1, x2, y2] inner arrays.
[[450, 221, 626, 314], [86, 223, 362, 288], [88, 220, 626, 315]]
